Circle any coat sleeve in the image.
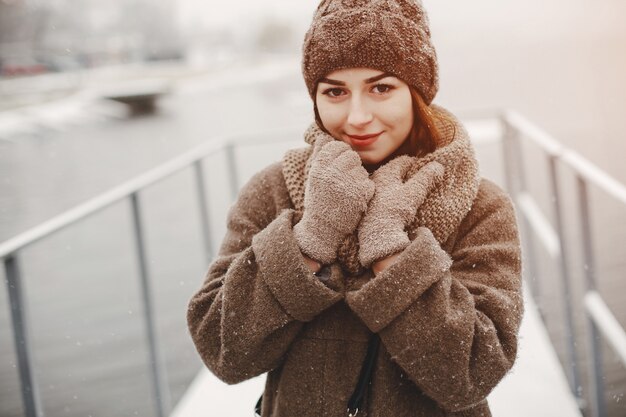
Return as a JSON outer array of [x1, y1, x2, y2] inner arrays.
[[187, 164, 343, 384], [345, 182, 523, 412]]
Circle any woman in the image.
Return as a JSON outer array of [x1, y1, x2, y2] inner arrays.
[[187, 0, 524, 416]]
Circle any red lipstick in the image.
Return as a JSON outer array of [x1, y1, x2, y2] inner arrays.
[[346, 132, 382, 147]]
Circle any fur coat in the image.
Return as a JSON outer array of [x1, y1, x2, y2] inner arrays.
[[187, 105, 524, 416]]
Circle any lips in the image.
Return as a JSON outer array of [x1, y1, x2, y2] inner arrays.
[[346, 132, 382, 147]]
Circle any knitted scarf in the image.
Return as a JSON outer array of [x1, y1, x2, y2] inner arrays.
[[282, 104, 481, 276]]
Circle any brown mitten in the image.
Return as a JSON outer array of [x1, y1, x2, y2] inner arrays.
[[358, 157, 444, 268], [294, 140, 375, 264]]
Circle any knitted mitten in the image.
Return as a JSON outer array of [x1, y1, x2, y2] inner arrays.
[[358, 157, 444, 268], [294, 140, 375, 264]]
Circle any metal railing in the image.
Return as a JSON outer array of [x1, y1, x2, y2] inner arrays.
[[500, 110, 626, 417], [2, 113, 625, 417], [0, 127, 296, 417]]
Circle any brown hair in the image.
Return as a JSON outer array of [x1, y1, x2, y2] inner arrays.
[[404, 86, 452, 157], [313, 84, 455, 167]]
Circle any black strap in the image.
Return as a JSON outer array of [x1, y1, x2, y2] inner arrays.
[[254, 394, 262, 416], [347, 333, 380, 416], [254, 333, 380, 417]]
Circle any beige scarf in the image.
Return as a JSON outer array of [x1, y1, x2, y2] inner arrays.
[[282, 104, 481, 276]]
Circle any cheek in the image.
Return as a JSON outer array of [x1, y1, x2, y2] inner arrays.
[[317, 104, 344, 133], [399, 109, 414, 134], [385, 98, 413, 134]]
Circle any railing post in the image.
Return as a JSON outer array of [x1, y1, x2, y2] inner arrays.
[[500, 113, 542, 304], [4, 254, 43, 417], [547, 155, 583, 404], [576, 176, 606, 417], [224, 143, 240, 202], [500, 113, 519, 197], [193, 160, 214, 262], [130, 193, 171, 417]]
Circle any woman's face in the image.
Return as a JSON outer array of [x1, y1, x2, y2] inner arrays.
[[315, 67, 414, 166]]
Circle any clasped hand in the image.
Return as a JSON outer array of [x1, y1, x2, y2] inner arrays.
[[294, 138, 443, 274]]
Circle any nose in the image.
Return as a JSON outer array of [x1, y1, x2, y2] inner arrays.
[[347, 96, 373, 128]]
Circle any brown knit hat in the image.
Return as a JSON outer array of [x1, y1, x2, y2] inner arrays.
[[302, 0, 439, 104]]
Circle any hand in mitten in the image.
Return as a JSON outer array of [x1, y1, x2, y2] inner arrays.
[[294, 140, 375, 264], [358, 157, 444, 268]]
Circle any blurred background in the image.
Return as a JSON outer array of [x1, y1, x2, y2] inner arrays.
[[0, 0, 625, 416]]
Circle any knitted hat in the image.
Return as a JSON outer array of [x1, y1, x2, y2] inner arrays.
[[302, 0, 439, 105]]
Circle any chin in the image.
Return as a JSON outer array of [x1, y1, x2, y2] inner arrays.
[[357, 151, 387, 166], [356, 154, 379, 166]]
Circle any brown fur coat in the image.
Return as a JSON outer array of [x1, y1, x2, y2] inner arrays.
[[187, 108, 524, 416]]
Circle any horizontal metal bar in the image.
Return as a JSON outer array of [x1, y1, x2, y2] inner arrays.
[[502, 110, 565, 157], [0, 125, 308, 259], [503, 110, 626, 206], [562, 151, 626, 206], [516, 192, 561, 258], [0, 139, 217, 258], [584, 291, 626, 366]]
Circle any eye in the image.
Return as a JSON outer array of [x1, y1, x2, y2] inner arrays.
[[372, 83, 395, 94], [321, 87, 345, 98]]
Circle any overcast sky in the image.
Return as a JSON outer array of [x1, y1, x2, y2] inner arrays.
[[176, 0, 626, 43]]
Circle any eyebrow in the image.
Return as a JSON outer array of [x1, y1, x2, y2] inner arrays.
[[318, 72, 394, 86]]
